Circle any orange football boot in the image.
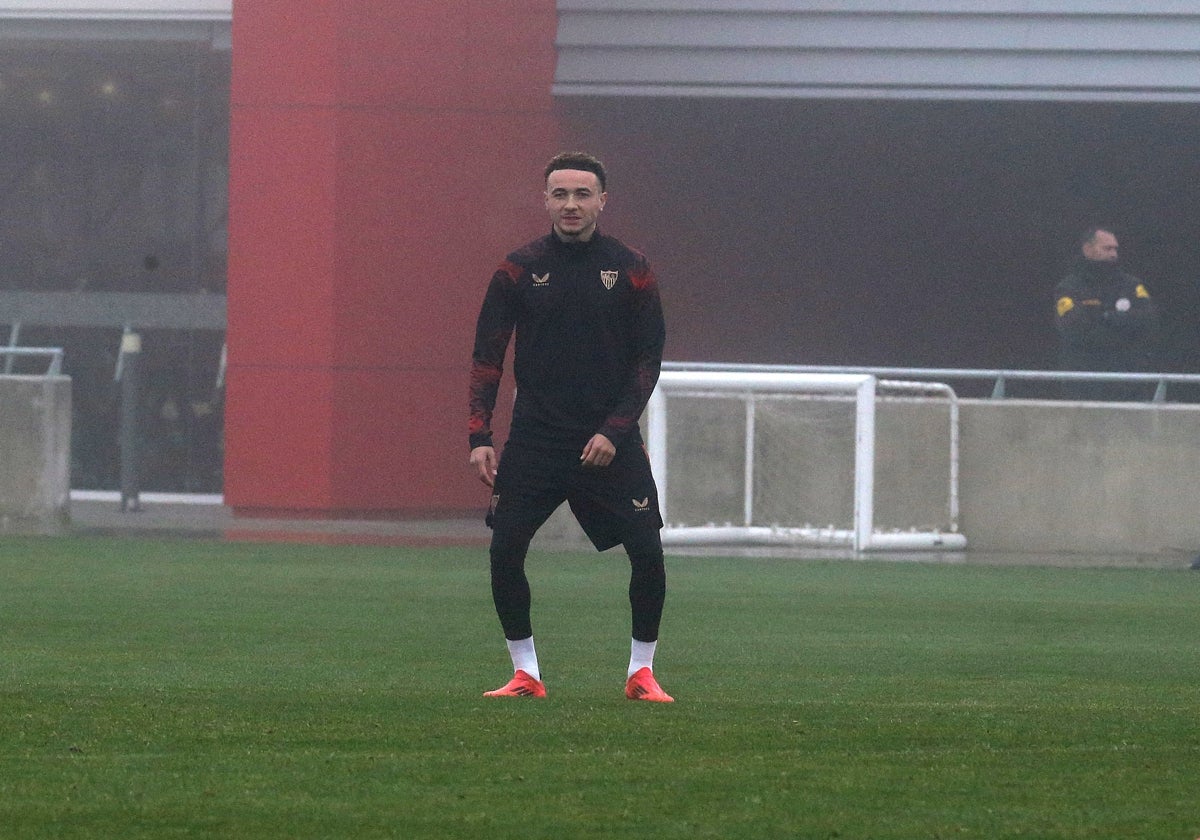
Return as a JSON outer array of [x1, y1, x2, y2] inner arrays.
[[483, 669, 546, 698], [625, 667, 674, 703]]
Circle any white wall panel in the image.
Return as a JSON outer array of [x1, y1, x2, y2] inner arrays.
[[0, 1, 229, 19], [555, 2, 1200, 101]]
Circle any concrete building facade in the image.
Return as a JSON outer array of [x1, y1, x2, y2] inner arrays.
[[3, 2, 1199, 526]]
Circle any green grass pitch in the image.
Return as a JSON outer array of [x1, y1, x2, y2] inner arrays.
[[1, 536, 1198, 838]]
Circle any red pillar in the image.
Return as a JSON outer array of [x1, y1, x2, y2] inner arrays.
[[226, 1, 559, 516]]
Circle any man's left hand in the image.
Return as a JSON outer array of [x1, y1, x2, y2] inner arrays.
[[580, 433, 615, 467]]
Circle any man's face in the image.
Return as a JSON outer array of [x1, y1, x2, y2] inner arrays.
[[1082, 230, 1119, 262], [545, 169, 605, 241]]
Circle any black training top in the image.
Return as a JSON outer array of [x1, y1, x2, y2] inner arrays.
[[1054, 258, 1159, 371], [469, 230, 665, 452]]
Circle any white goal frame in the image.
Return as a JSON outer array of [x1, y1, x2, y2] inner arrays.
[[645, 370, 967, 552]]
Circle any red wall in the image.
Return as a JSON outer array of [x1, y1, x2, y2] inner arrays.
[[226, 1, 559, 516]]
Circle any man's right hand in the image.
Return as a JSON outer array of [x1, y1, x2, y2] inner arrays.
[[469, 446, 497, 487]]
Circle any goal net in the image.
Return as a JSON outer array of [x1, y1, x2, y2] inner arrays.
[[645, 369, 966, 552]]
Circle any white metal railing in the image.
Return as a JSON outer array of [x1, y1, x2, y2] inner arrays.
[[662, 362, 1200, 402], [1, 346, 65, 376]]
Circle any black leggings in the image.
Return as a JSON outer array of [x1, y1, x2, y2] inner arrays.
[[490, 523, 666, 643]]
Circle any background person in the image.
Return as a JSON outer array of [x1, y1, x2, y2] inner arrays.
[[1054, 227, 1161, 400], [467, 151, 673, 702]]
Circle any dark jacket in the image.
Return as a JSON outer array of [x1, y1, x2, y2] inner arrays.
[[1054, 258, 1159, 373], [469, 230, 665, 452]]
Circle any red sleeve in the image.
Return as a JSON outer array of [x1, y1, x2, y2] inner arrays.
[[468, 262, 520, 450]]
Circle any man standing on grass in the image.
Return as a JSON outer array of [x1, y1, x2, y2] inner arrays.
[[468, 151, 672, 702]]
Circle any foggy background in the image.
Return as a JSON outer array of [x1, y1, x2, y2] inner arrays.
[[560, 97, 1200, 381], [7, 29, 1200, 494]]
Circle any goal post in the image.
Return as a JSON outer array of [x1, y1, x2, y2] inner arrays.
[[645, 369, 967, 552]]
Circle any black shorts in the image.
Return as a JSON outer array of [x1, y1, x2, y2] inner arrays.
[[488, 439, 664, 551]]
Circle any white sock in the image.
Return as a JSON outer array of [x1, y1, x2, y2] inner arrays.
[[628, 639, 657, 679], [506, 637, 540, 681]]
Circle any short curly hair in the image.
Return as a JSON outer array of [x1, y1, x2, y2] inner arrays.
[[544, 151, 607, 192]]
